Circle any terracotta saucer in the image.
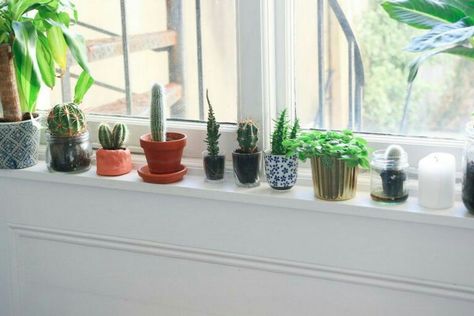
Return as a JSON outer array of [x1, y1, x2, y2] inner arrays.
[[138, 164, 187, 184]]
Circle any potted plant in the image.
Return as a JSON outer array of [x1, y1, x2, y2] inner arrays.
[[46, 102, 92, 173], [203, 90, 225, 182], [264, 109, 300, 190], [232, 119, 261, 187], [285, 130, 369, 201], [139, 83, 187, 184], [96, 123, 132, 176], [0, 0, 93, 169]]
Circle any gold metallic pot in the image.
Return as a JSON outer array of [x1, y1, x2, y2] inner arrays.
[[310, 157, 359, 201]]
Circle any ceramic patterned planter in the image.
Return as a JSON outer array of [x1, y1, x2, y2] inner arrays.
[[0, 117, 40, 169], [264, 153, 298, 190]]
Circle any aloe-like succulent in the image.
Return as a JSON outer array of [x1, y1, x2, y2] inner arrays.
[[205, 90, 221, 156]]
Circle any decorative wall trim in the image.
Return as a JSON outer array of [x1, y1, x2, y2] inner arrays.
[[10, 224, 474, 302]]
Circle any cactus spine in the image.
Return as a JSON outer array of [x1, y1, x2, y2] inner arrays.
[[99, 123, 129, 150], [237, 119, 259, 153], [205, 90, 220, 156], [47, 103, 87, 137], [150, 84, 167, 142]]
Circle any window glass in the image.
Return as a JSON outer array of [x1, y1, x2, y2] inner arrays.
[[38, 0, 239, 123], [294, 0, 474, 138]]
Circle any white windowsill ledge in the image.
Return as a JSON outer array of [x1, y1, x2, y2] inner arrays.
[[1, 159, 473, 230]]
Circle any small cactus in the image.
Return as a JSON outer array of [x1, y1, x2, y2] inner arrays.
[[384, 145, 405, 160], [150, 83, 167, 142], [99, 123, 129, 150], [237, 119, 259, 153], [47, 102, 87, 137]]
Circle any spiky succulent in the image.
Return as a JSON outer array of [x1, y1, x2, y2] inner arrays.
[[150, 83, 167, 142], [98, 123, 129, 150], [205, 90, 221, 156], [271, 110, 300, 155], [237, 119, 258, 153], [47, 103, 87, 137]]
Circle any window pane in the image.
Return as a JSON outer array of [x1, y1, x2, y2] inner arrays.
[[294, 0, 474, 138], [39, 0, 238, 123]]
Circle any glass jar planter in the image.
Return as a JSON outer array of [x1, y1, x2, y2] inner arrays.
[[463, 123, 474, 213], [46, 132, 92, 173], [203, 151, 225, 182], [370, 149, 409, 203], [232, 150, 262, 187]]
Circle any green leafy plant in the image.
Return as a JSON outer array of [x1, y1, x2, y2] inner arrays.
[[237, 119, 258, 154], [381, 0, 474, 83], [0, 0, 93, 121], [47, 102, 86, 137], [284, 130, 370, 169], [271, 109, 300, 155], [98, 122, 129, 150], [205, 90, 220, 156]]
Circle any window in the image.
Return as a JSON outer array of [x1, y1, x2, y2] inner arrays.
[[35, 0, 472, 162]]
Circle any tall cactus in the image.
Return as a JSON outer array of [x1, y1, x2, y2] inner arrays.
[[237, 120, 259, 153], [205, 90, 220, 156], [150, 84, 167, 142], [99, 123, 129, 150], [47, 103, 87, 137]]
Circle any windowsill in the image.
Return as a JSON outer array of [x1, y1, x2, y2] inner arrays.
[[1, 157, 473, 231]]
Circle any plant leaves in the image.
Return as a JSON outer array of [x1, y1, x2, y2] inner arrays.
[[12, 20, 41, 113], [381, 0, 467, 29], [36, 31, 55, 87], [11, 0, 52, 20], [74, 70, 93, 104], [445, 45, 474, 58], [407, 20, 474, 52], [46, 24, 67, 71]]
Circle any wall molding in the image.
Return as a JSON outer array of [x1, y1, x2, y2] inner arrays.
[[9, 223, 474, 302]]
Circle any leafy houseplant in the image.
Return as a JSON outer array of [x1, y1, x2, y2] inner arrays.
[[203, 90, 225, 182], [264, 109, 300, 190], [381, 0, 474, 131], [0, 0, 93, 169], [232, 119, 261, 187], [46, 102, 92, 173], [96, 123, 132, 176], [139, 84, 187, 184], [285, 130, 369, 201]]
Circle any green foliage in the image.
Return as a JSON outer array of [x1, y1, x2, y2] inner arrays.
[[237, 119, 258, 153], [381, 0, 474, 83], [150, 83, 166, 142], [0, 0, 93, 114], [205, 90, 220, 156], [98, 122, 129, 150], [283, 130, 370, 169], [270, 109, 300, 155], [47, 102, 86, 137]]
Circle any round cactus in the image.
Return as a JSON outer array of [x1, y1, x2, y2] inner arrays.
[[47, 103, 87, 137], [112, 123, 129, 149], [98, 122, 129, 150], [384, 145, 405, 160], [237, 120, 259, 153]]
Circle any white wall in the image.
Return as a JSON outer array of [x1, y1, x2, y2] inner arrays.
[[1, 172, 474, 315]]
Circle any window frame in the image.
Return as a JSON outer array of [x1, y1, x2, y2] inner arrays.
[[79, 0, 466, 172]]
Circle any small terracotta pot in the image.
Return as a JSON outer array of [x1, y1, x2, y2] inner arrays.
[[140, 132, 187, 174], [96, 148, 133, 176]]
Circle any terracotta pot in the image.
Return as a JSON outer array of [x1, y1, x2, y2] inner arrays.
[[96, 148, 132, 176], [140, 132, 187, 174]]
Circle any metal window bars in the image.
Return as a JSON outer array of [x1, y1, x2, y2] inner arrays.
[[60, 0, 364, 129]]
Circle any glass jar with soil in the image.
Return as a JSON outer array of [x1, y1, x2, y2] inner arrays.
[[370, 146, 409, 204], [46, 132, 92, 173], [463, 123, 474, 213], [203, 151, 225, 182]]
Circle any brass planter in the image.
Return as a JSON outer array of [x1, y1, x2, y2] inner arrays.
[[310, 157, 358, 201]]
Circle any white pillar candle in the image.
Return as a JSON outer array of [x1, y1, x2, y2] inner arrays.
[[418, 153, 456, 209]]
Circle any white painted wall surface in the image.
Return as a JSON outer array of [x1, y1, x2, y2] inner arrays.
[[1, 165, 474, 315]]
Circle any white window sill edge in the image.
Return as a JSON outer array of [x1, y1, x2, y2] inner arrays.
[[1, 153, 473, 231]]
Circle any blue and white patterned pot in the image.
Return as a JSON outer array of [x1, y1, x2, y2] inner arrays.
[[0, 117, 40, 169], [264, 153, 298, 190]]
